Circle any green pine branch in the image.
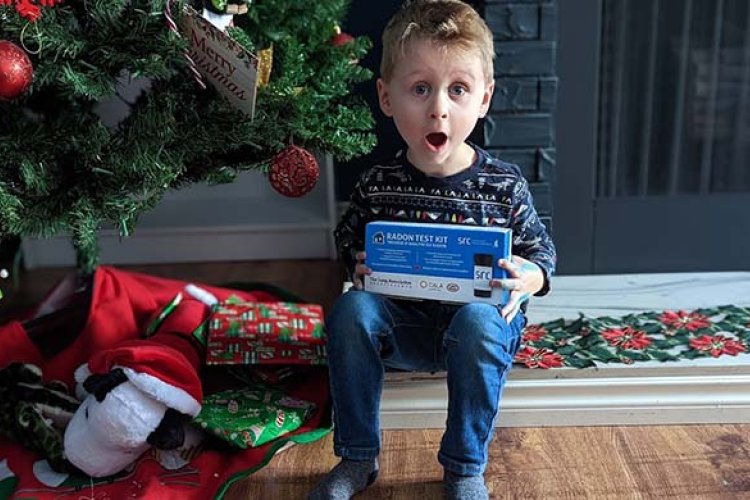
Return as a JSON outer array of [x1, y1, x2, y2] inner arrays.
[[0, 0, 375, 272]]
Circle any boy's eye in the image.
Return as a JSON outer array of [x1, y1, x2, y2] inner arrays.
[[450, 85, 467, 96], [414, 84, 429, 96]]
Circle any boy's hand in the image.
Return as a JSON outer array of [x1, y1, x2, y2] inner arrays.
[[352, 251, 371, 290], [491, 255, 544, 321]]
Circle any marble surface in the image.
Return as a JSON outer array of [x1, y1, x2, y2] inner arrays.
[[522, 271, 750, 372], [526, 272, 750, 324]]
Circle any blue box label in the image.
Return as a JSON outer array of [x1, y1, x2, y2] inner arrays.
[[364, 221, 511, 304]]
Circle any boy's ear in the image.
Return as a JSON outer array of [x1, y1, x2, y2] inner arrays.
[[377, 78, 393, 117], [479, 80, 495, 118]]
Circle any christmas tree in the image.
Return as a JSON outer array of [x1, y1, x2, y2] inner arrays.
[[0, 0, 375, 272]]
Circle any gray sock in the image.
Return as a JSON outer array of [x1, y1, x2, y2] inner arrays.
[[307, 458, 379, 500], [443, 470, 489, 500]]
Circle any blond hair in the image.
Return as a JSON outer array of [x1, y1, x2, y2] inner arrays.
[[380, 0, 495, 83]]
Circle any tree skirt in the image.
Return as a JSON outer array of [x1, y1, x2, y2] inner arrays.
[[0, 266, 332, 500], [515, 306, 750, 369]]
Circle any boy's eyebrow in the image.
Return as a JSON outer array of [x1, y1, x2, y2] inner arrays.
[[450, 70, 478, 81], [401, 69, 428, 79], [400, 69, 478, 81]]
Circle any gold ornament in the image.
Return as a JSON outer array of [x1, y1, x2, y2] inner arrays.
[[257, 45, 273, 87]]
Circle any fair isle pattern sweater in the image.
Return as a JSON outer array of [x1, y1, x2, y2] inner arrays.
[[335, 145, 557, 295]]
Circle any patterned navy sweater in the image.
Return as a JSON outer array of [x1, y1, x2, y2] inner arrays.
[[335, 144, 557, 295]]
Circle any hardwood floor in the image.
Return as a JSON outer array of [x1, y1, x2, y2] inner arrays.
[[4, 260, 750, 499], [233, 425, 750, 499]]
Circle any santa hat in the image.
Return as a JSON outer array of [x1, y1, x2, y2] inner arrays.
[[75, 339, 202, 417]]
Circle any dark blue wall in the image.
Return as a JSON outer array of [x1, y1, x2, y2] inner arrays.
[[335, 1, 404, 201]]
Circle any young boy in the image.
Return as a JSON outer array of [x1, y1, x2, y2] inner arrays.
[[309, 1, 556, 499]]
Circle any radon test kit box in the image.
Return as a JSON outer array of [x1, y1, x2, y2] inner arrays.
[[364, 221, 511, 304]]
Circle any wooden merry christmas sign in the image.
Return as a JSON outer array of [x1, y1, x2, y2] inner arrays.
[[182, 7, 258, 117]]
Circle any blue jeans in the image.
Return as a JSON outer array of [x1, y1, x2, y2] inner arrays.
[[325, 290, 525, 476]]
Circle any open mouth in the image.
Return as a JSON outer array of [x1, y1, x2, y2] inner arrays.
[[426, 132, 448, 149]]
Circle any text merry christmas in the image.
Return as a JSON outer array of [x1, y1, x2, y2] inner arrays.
[[183, 8, 258, 117]]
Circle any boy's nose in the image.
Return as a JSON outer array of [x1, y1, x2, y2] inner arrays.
[[429, 94, 448, 119]]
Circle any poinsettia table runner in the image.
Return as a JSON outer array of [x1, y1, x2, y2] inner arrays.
[[516, 305, 750, 369]]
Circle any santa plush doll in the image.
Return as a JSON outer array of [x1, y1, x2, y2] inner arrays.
[[64, 289, 215, 477]]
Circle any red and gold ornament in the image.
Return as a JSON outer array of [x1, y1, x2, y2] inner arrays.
[[330, 25, 354, 47], [268, 145, 320, 198], [0, 40, 33, 101], [331, 25, 359, 65]]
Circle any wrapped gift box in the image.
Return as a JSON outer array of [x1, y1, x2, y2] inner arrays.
[[206, 302, 326, 365], [194, 386, 317, 448]]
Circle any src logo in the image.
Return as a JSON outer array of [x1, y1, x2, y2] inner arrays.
[[474, 269, 492, 280]]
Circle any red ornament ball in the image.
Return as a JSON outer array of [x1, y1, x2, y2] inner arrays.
[[269, 145, 320, 198], [331, 26, 355, 47], [0, 40, 33, 101]]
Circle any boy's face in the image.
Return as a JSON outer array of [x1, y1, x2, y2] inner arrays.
[[377, 38, 494, 175]]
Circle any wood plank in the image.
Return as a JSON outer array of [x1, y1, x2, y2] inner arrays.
[[230, 425, 750, 499]]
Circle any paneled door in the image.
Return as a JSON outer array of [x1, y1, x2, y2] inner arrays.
[[555, 0, 750, 274]]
